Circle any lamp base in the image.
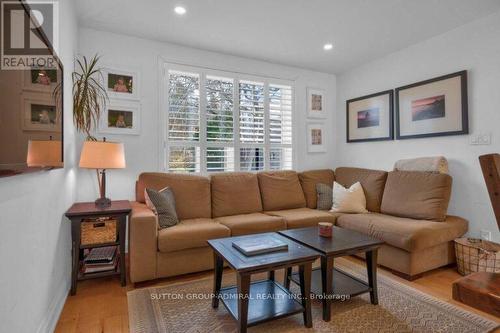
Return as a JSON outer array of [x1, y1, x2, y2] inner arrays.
[[95, 197, 112, 208]]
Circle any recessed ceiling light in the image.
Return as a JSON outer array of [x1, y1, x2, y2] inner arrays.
[[174, 6, 186, 15], [323, 43, 333, 51]]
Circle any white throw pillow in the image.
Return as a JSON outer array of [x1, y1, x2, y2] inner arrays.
[[330, 181, 368, 213]]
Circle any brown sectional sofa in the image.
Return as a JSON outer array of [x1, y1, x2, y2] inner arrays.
[[129, 168, 468, 283]]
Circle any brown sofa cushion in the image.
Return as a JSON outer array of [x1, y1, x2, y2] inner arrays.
[[335, 167, 388, 213], [258, 171, 306, 211], [336, 213, 468, 252], [298, 169, 335, 209], [265, 208, 339, 229], [210, 172, 263, 217], [381, 171, 452, 221], [215, 213, 285, 236], [158, 218, 230, 253], [136, 173, 211, 220]]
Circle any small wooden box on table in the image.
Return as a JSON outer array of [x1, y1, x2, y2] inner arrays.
[[208, 233, 320, 333], [65, 200, 131, 295]]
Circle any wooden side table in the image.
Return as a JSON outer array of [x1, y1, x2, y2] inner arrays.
[[65, 200, 131, 295]]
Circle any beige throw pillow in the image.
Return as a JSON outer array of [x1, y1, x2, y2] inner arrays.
[[330, 181, 368, 213]]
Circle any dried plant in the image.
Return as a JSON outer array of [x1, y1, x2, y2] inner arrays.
[[72, 55, 108, 140]]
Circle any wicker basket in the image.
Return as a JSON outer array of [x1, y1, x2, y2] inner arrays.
[[454, 237, 500, 275], [81, 217, 117, 246]]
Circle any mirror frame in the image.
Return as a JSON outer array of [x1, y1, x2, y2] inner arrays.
[[0, 0, 64, 178]]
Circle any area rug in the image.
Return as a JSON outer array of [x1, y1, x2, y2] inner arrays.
[[128, 259, 499, 333]]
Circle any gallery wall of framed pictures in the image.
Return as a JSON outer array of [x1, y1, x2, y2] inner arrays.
[[306, 87, 327, 153], [99, 66, 141, 135], [346, 70, 468, 143]]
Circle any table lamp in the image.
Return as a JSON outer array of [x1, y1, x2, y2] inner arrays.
[[26, 137, 63, 168], [79, 138, 126, 208]]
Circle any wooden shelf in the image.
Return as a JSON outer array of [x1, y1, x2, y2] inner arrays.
[[80, 241, 119, 250], [78, 267, 120, 281], [220, 279, 304, 327], [291, 267, 371, 298], [78, 254, 120, 281]]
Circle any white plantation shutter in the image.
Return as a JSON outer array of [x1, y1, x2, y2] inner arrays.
[[206, 76, 234, 142], [206, 147, 234, 172], [270, 147, 293, 170], [240, 148, 264, 171], [239, 81, 265, 143], [168, 146, 201, 173], [164, 64, 294, 173], [168, 71, 200, 141], [269, 84, 292, 145], [268, 84, 293, 169]]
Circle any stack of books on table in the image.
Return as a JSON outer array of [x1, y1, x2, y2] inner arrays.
[[82, 246, 118, 274]]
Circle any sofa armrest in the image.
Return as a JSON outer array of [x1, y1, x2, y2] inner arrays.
[[129, 201, 158, 283]]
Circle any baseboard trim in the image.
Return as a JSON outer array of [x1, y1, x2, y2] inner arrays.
[[36, 279, 70, 333]]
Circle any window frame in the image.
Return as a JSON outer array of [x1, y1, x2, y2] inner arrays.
[[160, 62, 295, 174]]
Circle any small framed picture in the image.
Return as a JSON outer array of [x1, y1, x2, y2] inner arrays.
[[21, 92, 61, 132], [307, 88, 326, 118], [103, 67, 140, 100], [307, 123, 326, 153], [22, 67, 61, 92], [396, 70, 468, 139], [99, 100, 141, 135], [346, 90, 394, 142]]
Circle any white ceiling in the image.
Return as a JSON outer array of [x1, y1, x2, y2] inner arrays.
[[77, 0, 500, 74]]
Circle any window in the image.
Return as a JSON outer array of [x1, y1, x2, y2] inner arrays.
[[165, 64, 293, 173]]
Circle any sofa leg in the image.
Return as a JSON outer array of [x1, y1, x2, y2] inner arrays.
[[391, 270, 424, 281]]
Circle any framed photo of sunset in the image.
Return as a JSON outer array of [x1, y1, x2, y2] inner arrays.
[[395, 71, 468, 139], [346, 90, 394, 143]]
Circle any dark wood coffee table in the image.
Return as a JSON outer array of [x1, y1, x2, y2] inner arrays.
[[278, 226, 383, 321], [208, 233, 320, 333]]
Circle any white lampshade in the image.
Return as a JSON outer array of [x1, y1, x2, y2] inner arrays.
[[26, 140, 63, 167], [79, 141, 126, 169]]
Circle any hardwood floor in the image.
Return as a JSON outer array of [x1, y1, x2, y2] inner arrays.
[[55, 256, 499, 333]]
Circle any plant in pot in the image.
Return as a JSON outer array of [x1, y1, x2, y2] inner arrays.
[[72, 54, 108, 140]]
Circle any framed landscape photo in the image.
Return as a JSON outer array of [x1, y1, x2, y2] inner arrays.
[[99, 100, 141, 135], [396, 71, 468, 139], [21, 92, 61, 132], [103, 67, 140, 100], [346, 90, 393, 143], [307, 123, 326, 153], [307, 88, 326, 118]]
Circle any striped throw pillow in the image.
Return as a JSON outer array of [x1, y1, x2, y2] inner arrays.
[[145, 187, 179, 228], [316, 183, 333, 210]]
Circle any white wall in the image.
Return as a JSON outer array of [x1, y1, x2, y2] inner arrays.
[[336, 12, 500, 242], [76, 28, 337, 202], [0, 1, 78, 332]]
